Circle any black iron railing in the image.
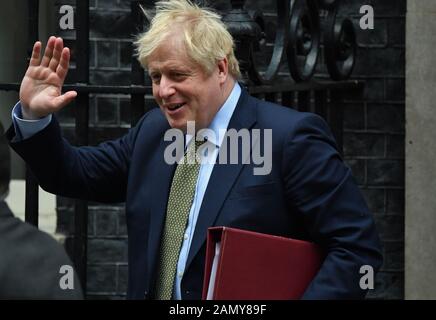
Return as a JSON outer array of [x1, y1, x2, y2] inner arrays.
[[0, 0, 363, 295]]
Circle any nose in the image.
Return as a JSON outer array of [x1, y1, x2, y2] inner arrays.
[[158, 75, 176, 100]]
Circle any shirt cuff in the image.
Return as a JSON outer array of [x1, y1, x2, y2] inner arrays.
[[11, 102, 52, 140]]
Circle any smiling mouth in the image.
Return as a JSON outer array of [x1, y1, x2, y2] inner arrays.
[[168, 103, 186, 111]]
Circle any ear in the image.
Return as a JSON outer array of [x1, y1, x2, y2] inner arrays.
[[217, 57, 229, 85]]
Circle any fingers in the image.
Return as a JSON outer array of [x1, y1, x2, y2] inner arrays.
[[41, 36, 57, 68], [49, 37, 64, 71], [34, 36, 70, 75], [56, 47, 70, 81], [29, 42, 42, 67]]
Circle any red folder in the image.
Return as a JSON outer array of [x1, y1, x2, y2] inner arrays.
[[202, 227, 325, 300]]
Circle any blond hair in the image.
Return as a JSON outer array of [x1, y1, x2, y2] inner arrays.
[[135, 0, 240, 78]]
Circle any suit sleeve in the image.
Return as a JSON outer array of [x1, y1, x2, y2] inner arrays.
[[281, 113, 383, 299], [6, 113, 149, 203]]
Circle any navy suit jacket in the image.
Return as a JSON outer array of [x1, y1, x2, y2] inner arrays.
[[7, 89, 382, 299]]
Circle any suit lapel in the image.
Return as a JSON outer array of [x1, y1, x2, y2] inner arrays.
[[185, 89, 257, 269]]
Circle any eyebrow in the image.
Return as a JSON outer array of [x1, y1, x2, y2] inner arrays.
[[149, 61, 194, 72], [151, 64, 195, 74]]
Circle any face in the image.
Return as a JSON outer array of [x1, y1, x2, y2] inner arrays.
[[147, 35, 229, 131]]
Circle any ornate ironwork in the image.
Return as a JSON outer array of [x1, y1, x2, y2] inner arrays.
[[247, 0, 288, 84], [222, 0, 261, 84], [224, 0, 356, 83], [287, 0, 320, 82], [323, 6, 356, 80]]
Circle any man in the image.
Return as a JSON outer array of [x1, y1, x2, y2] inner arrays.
[[0, 123, 83, 299], [7, 0, 382, 299]]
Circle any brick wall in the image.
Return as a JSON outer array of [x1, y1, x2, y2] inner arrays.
[[55, 0, 405, 299], [340, 0, 405, 299]]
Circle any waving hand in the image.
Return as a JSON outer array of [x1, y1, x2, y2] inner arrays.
[[19, 36, 77, 120]]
